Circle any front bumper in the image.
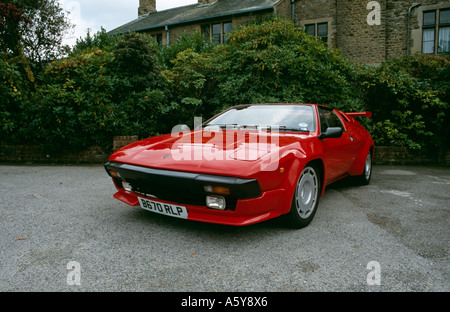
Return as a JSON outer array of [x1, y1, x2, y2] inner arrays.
[[112, 187, 286, 226], [105, 161, 286, 226]]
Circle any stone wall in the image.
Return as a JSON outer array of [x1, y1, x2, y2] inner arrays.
[[113, 135, 139, 151], [385, 0, 446, 58], [337, 0, 387, 65], [293, 0, 449, 65], [294, 0, 337, 48], [0, 136, 138, 164], [144, 11, 273, 46], [138, 0, 156, 17], [0, 144, 109, 164], [373, 146, 446, 165], [138, 0, 450, 64], [274, 0, 293, 23]]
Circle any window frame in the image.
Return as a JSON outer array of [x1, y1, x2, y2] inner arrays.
[[305, 24, 316, 37], [317, 22, 329, 43], [302, 19, 332, 46], [304, 22, 328, 43], [317, 107, 346, 134], [438, 8, 450, 53], [421, 8, 450, 55], [151, 33, 163, 45], [201, 21, 233, 44]]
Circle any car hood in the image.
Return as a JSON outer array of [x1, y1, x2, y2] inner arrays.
[[109, 130, 311, 177]]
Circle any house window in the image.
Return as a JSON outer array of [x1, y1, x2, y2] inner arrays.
[[439, 9, 450, 53], [305, 22, 329, 44], [305, 24, 315, 36], [422, 8, 450, 54], [212, 23, 221, 44], [152, 33, 162, 45], [201, 24, 210, 42], [201, 21, 232, 44], [223, 22, 232, 43], [317, 23, 328, 43]]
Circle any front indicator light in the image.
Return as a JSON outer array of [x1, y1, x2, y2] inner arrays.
[[109, 170, 121, 178], [203, 185, 231, 195], [206, 195, 226, 210]]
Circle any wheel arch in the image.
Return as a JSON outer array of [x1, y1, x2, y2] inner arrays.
[[349, 143, 375, 176]]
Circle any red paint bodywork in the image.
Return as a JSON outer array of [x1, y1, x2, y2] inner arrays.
[[106, 104, 374, 226]]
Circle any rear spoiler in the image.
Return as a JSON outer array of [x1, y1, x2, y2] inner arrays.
[[345, 112, 372, 118]]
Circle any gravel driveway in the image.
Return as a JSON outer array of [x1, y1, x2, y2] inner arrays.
[[0, 164, 448, 293]]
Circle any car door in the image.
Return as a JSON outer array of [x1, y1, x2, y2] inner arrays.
[[318, 107, 356, 183]]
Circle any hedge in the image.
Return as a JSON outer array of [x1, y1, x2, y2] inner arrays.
[[1, 17, 448, 160]]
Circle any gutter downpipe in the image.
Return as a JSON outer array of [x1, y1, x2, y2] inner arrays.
[[165, 25, 170, 46], [291, 0, 295, 23], [407, 3, 421, 55]]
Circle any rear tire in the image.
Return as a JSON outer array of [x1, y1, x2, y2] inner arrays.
[[355, 151, 372, 186], [286, 164, 321, 229]]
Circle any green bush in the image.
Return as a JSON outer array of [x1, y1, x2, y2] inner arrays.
[[158, 31, 213, 69], [112, 32, 164, 92], [363, 54, 449, 156], [3, 17, 448, 161], [27, 48, 121, 152], [70, 27, 119, 55], [0, 58, 26, 139], [160, 48, 217, 129], [26, 33, 167, 153], [212, 17, 364, 112]]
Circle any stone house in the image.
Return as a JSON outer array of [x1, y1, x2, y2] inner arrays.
[[109, 0, 450, 65]]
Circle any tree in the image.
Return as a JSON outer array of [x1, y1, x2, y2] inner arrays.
[[213, 17, 363, 110], [112, 32, 163, 92], [70, 27, 119, 55], [0, 0, 72, 84], [0, 1, 35, 85]]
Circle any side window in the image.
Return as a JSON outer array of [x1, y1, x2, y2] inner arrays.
[[327, 111, 344, 129], [318, 108, 344, 132], [319, 109, 328, 133]]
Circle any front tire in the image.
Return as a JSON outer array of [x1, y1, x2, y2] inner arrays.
[[286, 164, 321, 229]]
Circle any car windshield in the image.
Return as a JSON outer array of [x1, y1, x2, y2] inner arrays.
[[203, 104, 316, 132]]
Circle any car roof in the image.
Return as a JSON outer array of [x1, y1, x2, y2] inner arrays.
[[229, 103, 332, 110]]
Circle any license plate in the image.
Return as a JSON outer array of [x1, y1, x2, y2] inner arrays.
[[138, 197, 188, 219]]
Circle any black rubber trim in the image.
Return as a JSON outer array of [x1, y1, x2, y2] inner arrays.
[[104, 161, 262, 200]]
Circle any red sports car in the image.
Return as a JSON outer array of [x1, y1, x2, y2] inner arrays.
[[105, 103, 373, 228]]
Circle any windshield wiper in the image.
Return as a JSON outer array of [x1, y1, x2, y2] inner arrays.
[[278, 126, 310, 133], [259, 125, 310, 133], [202, 123, 239, 129], [202, 124, 309, 133]]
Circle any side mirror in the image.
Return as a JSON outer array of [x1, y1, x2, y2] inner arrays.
[[318, 127, 343, 140]]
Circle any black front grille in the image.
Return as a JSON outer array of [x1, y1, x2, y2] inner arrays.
[[130, 179, 206, 207]]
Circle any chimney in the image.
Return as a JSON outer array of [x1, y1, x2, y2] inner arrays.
[[198, 0, 216, 5], [139, 0, 156, 17]]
